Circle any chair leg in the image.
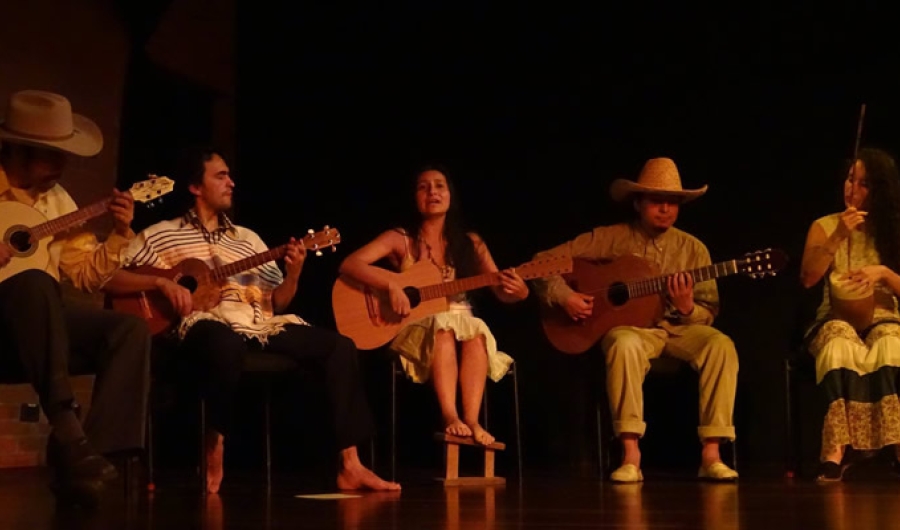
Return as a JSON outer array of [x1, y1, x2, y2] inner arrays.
[[731, 438, 738, 471], [123, 454, 132, 497], [147, 399, 155, 491], [265, 385, 272, 491], [596, 402, 606, 478], [199, 398, 207, 493], [482, 381, 489, 431], [784, 358, 795, 478], [391, 358, 398, 483], [512, 363, 523, 481]]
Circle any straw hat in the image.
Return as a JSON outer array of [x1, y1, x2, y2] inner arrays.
[[0, 90, 102, 157], [609, 157, 707, 202]]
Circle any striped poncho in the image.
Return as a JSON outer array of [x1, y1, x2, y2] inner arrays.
[[122, 210, 306, 341]]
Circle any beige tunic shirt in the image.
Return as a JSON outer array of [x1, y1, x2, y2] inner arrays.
[[532, 222, 719, 333]]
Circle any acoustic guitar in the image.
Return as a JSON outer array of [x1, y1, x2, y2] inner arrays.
[[0, 175, 175, 285], [108, 226, 341, 336], [332, 254, 573, 350], [540, 248, 789, 354]]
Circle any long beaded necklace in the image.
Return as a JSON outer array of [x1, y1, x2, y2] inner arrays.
[[420, 237, 454, 281]]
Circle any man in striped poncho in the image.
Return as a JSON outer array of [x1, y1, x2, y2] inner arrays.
[[105, 147, 399, 493]]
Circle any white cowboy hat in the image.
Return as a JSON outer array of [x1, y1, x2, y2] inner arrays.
[[609, 157, 707, 202], [0, 90, 103, 157]]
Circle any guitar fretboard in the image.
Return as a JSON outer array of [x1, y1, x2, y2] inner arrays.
[[419, 273, 501, 301], [30, 198, 112, 241], [211, 245, 287, 281], [626, 261, 739, 298]]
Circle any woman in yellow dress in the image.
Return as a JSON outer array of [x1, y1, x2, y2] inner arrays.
[[339, 165, 529, 445]]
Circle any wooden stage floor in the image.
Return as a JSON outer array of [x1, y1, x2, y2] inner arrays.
[[0, 466, 897, 529]]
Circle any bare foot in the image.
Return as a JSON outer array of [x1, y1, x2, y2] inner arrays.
[[465, 421, 495, 446], [444, 417, 472, 438], [206, 432, 224, 494], [337, 462, 401, 491]]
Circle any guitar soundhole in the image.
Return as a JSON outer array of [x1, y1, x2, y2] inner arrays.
[[403, 286, 421, 308], [8, 228, 33, 254], [608, 282, 630, 307], [178, 276, 199, 293]]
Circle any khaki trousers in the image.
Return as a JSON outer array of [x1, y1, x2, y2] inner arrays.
[[600, 324, 738, 441]]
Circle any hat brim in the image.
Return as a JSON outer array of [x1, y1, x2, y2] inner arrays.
[[0, 113, 103, 157], [609, 179, 707, 203]]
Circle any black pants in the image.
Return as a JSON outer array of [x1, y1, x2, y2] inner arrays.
[[0, 270, 151, 454], [180, 320, 374, 451]]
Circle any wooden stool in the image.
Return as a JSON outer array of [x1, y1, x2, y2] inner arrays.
[[435, 433, 506, 486]]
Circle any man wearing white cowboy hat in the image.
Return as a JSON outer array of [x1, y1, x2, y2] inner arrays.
[[0, 90, 151, 507], [532, 157, 739, 483]]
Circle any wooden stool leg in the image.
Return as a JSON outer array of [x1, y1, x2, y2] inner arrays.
[[484, 449, 495, 478], [445, 444, 459, 480]]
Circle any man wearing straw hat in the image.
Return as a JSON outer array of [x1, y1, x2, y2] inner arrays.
[[532, 157, 739, 483], [0, 90, 150, 507]]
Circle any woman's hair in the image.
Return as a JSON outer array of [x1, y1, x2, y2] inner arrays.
[[399, 163, 480, 279], [857, 147, 900, 272]]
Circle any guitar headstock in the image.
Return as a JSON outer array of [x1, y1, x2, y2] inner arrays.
[[130, 174, 175, 206], [303, 225, 341, 256], [737, 248, 789, 279], [516, 254, 574, 279]]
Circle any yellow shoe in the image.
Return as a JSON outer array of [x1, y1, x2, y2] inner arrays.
[[698, 461, 738, 481], [610, 464, 644, 483]]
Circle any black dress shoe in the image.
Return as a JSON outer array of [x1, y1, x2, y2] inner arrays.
[[47, 436, 118, 483], [50, 477, 104, 511], [890, 458, 900, 477], [816, 461, 845, 482]]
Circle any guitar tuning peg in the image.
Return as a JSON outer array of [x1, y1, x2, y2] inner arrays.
[[332, 246, 337, 252], [316, 250, 323, 257], [324, 225, 330, 230], [308, 228, 314, 235]]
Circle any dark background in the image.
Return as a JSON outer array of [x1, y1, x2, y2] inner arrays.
[[116, 3, 900, 479]]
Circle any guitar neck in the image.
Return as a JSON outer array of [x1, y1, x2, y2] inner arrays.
[[31, 198, 112, 241], [418, 272, 500, 302], [628, 260, 738, 298], [210, 245, 287, 281]]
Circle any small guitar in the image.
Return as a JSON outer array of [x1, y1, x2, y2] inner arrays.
[[0, 175, 175, 285], [540, 248, 788, 354], [332, 254, 573, 350], [108, 226, 341, 336]]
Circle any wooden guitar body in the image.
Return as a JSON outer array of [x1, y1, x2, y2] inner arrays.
[[0, 202, 53, 282], [109, 259, 220, 336], [332, 260, 450, 350], [540, 256, 664, 354]]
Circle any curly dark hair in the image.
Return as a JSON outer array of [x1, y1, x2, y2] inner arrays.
[[398, 164, 480, 280], [856, 147, 900, 272]]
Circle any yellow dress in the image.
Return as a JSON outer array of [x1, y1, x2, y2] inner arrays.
[[389, 235, 513, 383]]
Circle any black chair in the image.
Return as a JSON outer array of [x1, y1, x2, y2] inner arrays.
[[782, 284, 823, 478], [596, 356, 738, 478], [197, 351, 301, 492], [389, 355, 523, 482]]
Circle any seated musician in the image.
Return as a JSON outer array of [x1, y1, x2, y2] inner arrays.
[[103, 147, 398, 493], [0, 89, 150, 508], [531, 157, 739, 483], [799, 147, 900, 482], [338, 164, 529, 446]]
